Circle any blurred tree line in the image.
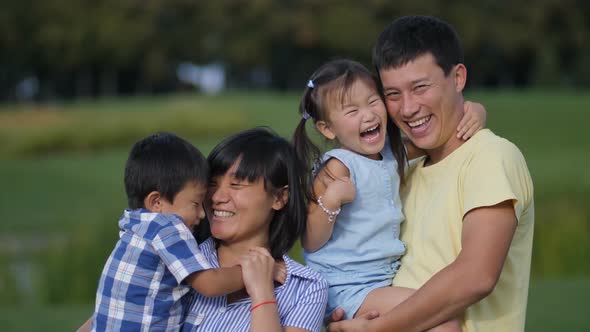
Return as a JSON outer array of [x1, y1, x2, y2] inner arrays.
[[0, 0, 588, 100]]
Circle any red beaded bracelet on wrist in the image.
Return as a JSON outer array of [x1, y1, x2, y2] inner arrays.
[[250, 300, 278, 312]]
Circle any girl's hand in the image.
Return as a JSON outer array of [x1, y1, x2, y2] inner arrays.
[[239, 247, 276, 302], [324, 176, 356, 206], [457, 101, 487, 140]]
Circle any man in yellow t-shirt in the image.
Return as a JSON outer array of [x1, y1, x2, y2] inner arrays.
[[328, 15, 534, 332]]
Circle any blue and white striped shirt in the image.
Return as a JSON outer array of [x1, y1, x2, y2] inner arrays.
[[182, 238, 329, 332], [92, 209, 211, 331]]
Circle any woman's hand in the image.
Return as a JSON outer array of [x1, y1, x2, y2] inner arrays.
[[239, 247, 276, 302]]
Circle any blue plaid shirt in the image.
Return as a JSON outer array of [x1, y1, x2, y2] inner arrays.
[[182, 238, 329, 332], [92, 209, 210, 331]]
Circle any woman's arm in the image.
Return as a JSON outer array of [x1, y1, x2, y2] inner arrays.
[[302, 158, 355, 252], [240, 248, 281, 332]]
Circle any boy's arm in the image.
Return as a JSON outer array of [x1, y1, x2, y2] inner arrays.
[[302, 158, 355, 252], [76, 318, 92, 332], [186, 265, 244, 297], [457, 101, 487, 140]]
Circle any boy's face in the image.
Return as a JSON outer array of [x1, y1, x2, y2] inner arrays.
[[160, 181, 207, 231]]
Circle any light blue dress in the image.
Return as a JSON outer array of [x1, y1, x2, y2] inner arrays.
[[303, 145, 406, 320]]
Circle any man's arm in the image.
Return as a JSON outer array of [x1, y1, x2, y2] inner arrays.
[[329, 200, 517, 332]]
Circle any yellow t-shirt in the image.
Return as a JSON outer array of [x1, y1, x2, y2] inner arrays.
[[393, 129, 534, 332]]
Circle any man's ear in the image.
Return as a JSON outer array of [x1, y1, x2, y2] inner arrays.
[[315, 120, 336, 140], [144, 191, 163, 212], [272, 185, 289, 211], [453, 63, 467, 92]]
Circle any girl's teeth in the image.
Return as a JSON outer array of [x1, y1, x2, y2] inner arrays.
[[363, 125, 378, 133]]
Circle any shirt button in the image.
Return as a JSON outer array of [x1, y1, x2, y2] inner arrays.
[[218, 307, 226, 313]]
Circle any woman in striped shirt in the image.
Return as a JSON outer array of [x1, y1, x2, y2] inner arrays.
[[182, 128, 329, 332]]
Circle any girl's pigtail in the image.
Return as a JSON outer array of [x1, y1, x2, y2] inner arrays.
[[387, 115, 407, 183], [292, 89, 321, 202]]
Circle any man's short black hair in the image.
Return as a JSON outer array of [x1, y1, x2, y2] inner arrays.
[[373, 15, 464, 76]]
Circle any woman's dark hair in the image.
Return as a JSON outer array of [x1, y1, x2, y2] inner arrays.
[[292, 59, 406, 189], [124, 132, 208, 209], [204, 127, 308, 258]]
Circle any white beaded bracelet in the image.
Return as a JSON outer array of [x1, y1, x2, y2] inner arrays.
[[317, 196, 341, 223]]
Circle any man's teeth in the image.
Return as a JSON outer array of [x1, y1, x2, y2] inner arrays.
[[409, 116, 430, 128], [214, 210, 234, 217]]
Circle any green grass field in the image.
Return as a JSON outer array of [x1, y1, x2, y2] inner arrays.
[[0, 90, 589, 331]]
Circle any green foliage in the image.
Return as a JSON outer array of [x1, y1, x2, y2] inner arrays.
[[36, 216, 119, 304], [0, 107, 246, 158], [0, 91, 588, 308]]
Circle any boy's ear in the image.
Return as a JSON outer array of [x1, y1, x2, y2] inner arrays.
[[315, 120, 336, 140], [272, 185, 289, 211], [144, 191, 164, 212]]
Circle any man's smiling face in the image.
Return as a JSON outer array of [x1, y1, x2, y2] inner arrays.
[[380, 53, 466, 161]]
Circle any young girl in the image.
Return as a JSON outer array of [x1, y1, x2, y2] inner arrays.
[[292, 59, 486, 330]]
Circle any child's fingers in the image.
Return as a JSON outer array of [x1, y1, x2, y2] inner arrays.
[[462, 124, 481, 140], [457, 120, 471, 138], [249, 246, 272, 257]]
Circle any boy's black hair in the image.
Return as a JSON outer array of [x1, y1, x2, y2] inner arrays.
[[124, 132, 208, 209], [206, 127, 308, 259], [292, 59, 406, 189], [373, 15, 464, 76]]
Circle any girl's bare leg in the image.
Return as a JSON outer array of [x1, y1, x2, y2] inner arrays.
[[355, 286, 462, 332]]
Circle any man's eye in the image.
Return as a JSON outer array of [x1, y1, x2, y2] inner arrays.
[[385, 92, 400, 99], [414, 84, 428, 92]]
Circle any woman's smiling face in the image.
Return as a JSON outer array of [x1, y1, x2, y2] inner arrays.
[[206, 160, 284, 246]]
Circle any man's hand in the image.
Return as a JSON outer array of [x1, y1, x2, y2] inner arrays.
[[327, 310, 380, 332]]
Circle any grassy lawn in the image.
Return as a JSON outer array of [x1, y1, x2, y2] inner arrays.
[[0, 90, 588, 329], [2, 279, 588, 331]]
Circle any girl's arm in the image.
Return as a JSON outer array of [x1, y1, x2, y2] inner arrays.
[[403, 137, 426, 160], [302, 158, 355, 252], [457, 101, 487, 140]]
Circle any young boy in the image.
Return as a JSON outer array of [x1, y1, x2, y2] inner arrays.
[[88, 132, 247, 331]]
